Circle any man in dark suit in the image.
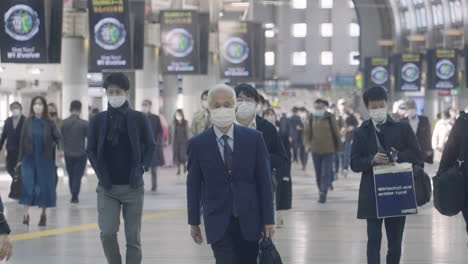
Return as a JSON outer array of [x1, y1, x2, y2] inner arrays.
[[187, 84, 275, 264], [351, 86, 421, 264], [87, 73, 155, 264], [289, 107, 304, 164], [401, 99, 433, 165], [0, 102, 25, 183]]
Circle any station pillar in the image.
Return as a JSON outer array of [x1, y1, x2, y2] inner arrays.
[[135, 46, 160, 113]]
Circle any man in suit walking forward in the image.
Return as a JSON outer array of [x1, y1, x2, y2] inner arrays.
[[187, 84, 275, 264]]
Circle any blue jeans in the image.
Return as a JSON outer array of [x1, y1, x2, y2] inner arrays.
[[312, 153, 334, 194], [65, 155, 87, 200], [341, 140, 352, 170]]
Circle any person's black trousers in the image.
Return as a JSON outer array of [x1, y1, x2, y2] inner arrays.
[[299, 145, 309, 170], [462, 195, 468, 236], [211, 217, 259, 264], [65, 155, 87, 201], [5, 151, 19, 179], [367, 217, 406, 264], [291, 139, 300, 162]]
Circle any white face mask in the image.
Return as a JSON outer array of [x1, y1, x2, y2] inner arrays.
[[108, 95, 127, 108], [11, 109, 21, 117], [369, 108, 387, 124], [33, 104, 43, 115], [142, 105, 150, 114], [236, 102, 257, 120], [201, 100, 208, 110], [264, 115, 277, 125], [175, 115, 182, 121], [211, 107, 236, 128]]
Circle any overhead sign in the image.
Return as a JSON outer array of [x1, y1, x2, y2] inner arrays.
[[160, 11, 199, 74], [88, 0, 132, 71], [364, 57, 390, 90], [373, 163, 418, 218], [428, 49, 458, 90], [0, 0, 48, 63], [394, 53, 422, 91], [219, 21, 253, 78]]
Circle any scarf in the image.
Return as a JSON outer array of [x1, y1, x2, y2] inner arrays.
[[106, 101, 129, 146]]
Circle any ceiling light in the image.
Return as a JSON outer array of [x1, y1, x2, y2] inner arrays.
[[30, 68, 42, 75], [264, 23, 275, 29]]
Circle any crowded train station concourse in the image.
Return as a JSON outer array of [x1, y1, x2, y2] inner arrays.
[[0, 0, 466, 263]]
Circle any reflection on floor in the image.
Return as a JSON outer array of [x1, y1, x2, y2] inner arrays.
[[1, 163, 467, 263]]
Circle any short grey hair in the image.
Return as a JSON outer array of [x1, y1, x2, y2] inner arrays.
[[207, 84, 237, 107]]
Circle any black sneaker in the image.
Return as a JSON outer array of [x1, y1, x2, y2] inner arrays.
[[71, 198, 79, 204], [318, 193, 327, 204]]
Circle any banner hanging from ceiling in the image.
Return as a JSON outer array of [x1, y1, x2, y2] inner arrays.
[[394, 53, 422, 92], [219, 21, 253, 79], [88, 0, 132, 71], [364, 57, 390, 91], [428, 49, 458, 90], [0, 0, 48, 63]]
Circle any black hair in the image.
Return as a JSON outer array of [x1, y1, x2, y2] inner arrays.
[[234, 83, 260, 103], [142, 99, 152, 106], [70, 100, 82, 112], [104, 72, 130, 91], [201, 90, 209, 100], [10, 102, 21, 110], [314, 99, 329, 107], [442, 111, 451, 119], [362, 86, 388, 108], [292, 107, 299, 113]]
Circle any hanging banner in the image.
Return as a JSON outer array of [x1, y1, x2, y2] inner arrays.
[[364, 57, 390, 90], [428, 49, 458, 90], [0, 0, 48, 63], [160, 10, 200, 74], [219, 21, 253, 78], [88, 0, 132, 71], [394, 53, 422, 92]]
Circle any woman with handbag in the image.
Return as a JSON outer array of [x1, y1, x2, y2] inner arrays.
[[18, 96, 60, 227]]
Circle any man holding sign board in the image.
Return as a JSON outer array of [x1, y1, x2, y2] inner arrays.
[[351, 86, 422, 264]]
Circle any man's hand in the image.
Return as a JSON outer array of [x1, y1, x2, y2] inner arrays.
[[190, 225, 204, 245], [0, 234, 12, 261], [263, 225, 276, 238], [372, 153, 390, 165], [15, 162, 21, 169]]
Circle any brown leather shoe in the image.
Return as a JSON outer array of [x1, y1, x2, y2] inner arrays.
[[38, 214, 47, 227]]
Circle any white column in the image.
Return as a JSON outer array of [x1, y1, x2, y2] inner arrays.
[[135, 46, 160, 113], [61, 37, 89, 119]]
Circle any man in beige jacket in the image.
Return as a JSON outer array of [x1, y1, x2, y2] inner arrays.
[[190, 90, 211, 137], [303, 99, 343, 203]]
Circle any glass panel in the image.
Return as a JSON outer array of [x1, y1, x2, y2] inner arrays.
[[292, 0, 307, 9], [349, 51, 360, 65], [321, 0, 333, 9], [265, 52, 275, 66], [349, 23, 360, 37], [265, 30, 275, 38]]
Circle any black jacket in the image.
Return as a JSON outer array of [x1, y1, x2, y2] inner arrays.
[[256, 116, 289, 173], [402, 115, 433, 163], [0, 115, 25, 153], [351, 116, 422, 219], [439, 113, 468, 178], [147, 113, 165, 167]]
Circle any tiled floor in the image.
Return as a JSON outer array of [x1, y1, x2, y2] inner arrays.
[[1, 162, 467, 263]]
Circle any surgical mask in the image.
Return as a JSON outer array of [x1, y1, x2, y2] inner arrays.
[[264, 115, 277, 125], [236, 102, 257, 120], [211, 107, 236, 128], [369, 108, 387, 124], [142, 105, 150, 113], [201, 100, 208, 109], [108, 95, 127, 108], [314, 109, 326, 117], [11, 109, 20, 117], [176, 115, 182, 121], [407, 109, 417, 118], [33, 104, 43, 115]]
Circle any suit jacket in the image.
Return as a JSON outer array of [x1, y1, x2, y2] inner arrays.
[[0, 115, 25, 153], [87, 108, 156, 189], [350, 116, 422, 219], [147, 113, 165, 167], [19, 117, 61, 160], [256, 116, 288, 173], [439, 113, 468, 179], [187, 125, 275, 244], [401, 115, 433, 163]]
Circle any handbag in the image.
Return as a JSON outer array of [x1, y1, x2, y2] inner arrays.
[[432, 119, 467, 216], [258, 237, 282, 264], [413, 165, 432, 206], [8, 166, 22, 200]]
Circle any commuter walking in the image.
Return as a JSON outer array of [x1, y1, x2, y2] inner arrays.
[[0, 102, 25, 198], [329, 103, 344, 188], [401, 99, 433, 165], [303, 99, 342, 203], [142, 99, 165, 192], [187, 84, 275, 264], [350, 87, 421, 264], [337, 99, 359, 178], [19, 96, 60, 227], [87, 73, 155, 264], [289, 107, 303, 164], [48, 102, 63, 184], [61, 101, 89, 203], [171, 109, 189, 176], [298, 107, 310, 170], [432, 111, 453, 161], [190, 90, 211, 137], [0, 196, 12, 261]]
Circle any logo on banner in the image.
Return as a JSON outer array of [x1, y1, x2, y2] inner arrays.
[[223, 37, 249, 64], [401, 63, 420, 83], [371, 66, 389, 85], [163, 28, 194, 58], [436, 59, 455, 80], [94, 18, 127, 51], [4, 4, 40, 41]]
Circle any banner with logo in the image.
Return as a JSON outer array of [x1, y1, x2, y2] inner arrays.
[[394, 53, 422, 92], [219, 21, 253, 79], [0, 0, 48, 63], [428, 49, 458, 90], [364, 57, 390, 90], [88, 0, 132, 71], [160, 11, 200, 74]]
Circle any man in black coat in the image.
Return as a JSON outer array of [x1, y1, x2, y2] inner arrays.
[[401, 99, 433, 165], [351, 87, 421, 264], [0, 102, 25, 187]]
